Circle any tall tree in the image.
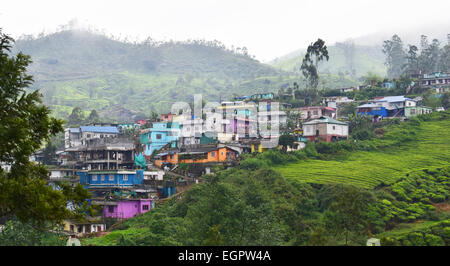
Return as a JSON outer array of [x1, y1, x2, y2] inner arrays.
[[418, 36, 441, 74], [428, 39, 441, 73], [0, 29, 92, 228], [403, 45, 419, 76], [42, 141, 57, 165], [324, 185, 374, 245], [301, 39, 329, 89], [382, 35, 407, 79], [438, 34, 450, 72], [341, 40, 356, 77], [86, 109, 100, 124], [67, 106, 85, 127]]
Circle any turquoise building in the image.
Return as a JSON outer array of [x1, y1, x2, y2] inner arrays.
[[140, 122, 181, 156]]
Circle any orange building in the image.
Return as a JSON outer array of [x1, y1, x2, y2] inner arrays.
[[160, 113, 174, 122], [154, 146, 236, 167]]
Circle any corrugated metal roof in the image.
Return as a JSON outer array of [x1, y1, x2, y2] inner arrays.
[[374, 96, 412, 103], [303, 116, 347, 125], [80, 126, 119, 134], [357, 103, 381, 108]]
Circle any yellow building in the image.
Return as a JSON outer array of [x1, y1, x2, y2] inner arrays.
[[63, 218, 106, 237]]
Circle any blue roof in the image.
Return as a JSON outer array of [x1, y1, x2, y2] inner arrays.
[[80, 126, 119, 134], [69, 128, 80, 133]]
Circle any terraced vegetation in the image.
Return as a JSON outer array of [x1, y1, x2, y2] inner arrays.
[[275, 112, 450, 189], [78, 113, 449, 246], [376, 219, 450, 246]]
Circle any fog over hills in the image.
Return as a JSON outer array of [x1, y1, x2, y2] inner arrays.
[[269, 21, 450, 78], [14, 22, 446, 122], [11, 28, 362, 122], [12, 29, 288, 121]]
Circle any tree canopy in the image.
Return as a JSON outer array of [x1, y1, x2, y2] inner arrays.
[[0, 29, 92, 228], [300, 39, 329, 89]]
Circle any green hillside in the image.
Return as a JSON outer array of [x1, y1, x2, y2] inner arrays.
[[275, 113, 450, 188], [13, 30, 366, 122], [13, 30, 286, 121], [270, 43, 387, 79], [81, 112, 449, 246]]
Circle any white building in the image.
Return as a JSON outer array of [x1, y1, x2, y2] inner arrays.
[[143, 170, 165, 181], [303, 117, 348, 142], [65, 126, 119, 149]]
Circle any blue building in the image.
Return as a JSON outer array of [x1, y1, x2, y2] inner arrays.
[[356, 103, 388, 117], [140, 122, 181, 156], [77, 170, 144, 188], [357, 96, 412, 118]]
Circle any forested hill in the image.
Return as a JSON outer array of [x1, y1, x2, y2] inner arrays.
[[14, 30, 278, 81], [269, 43, 387, 79], [12, 30, 291, 122]]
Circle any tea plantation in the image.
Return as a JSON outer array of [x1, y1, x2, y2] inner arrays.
[[275, 113, 450, 189]]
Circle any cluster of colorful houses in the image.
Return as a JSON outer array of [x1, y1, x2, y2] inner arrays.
[[23, 72, 447, 237]]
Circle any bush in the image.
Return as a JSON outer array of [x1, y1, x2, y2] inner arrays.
[[424, 234, 445, 246], [352, 128, 375, 140], [303, 143, 320, 158], [407, 232, 426, 246], [239, 158, 269, 171]]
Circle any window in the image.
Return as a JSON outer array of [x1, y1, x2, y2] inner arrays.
[[123, 175, 128, 181], [70, 225, 74, 232], [92, 175, 98, 181], [211, 152, 215, 157], [102, 175, 106, 181], [170, 154, 174, 159], [410, 109, 416, 115], [108, 206, 115, 213], [313, 110, 318, 115], [109, 175, 114, 181], [156, 134, 162, 139], [142, 205, 149, 210]]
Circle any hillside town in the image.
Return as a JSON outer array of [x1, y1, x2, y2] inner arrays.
[[22, 72, 448, 238]]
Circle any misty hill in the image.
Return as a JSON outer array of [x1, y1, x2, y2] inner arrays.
[[269, 43, 387, 78], [13, 30, 289, 121], [13, 29, 360, 122]]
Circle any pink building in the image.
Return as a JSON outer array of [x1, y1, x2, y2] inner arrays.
[[102, 199, 153, 219]]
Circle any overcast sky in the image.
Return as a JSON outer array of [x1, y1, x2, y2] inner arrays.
[[1, 0, 449, 62]]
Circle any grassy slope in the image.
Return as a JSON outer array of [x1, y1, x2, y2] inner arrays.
[[275, 117, 450, 189]]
